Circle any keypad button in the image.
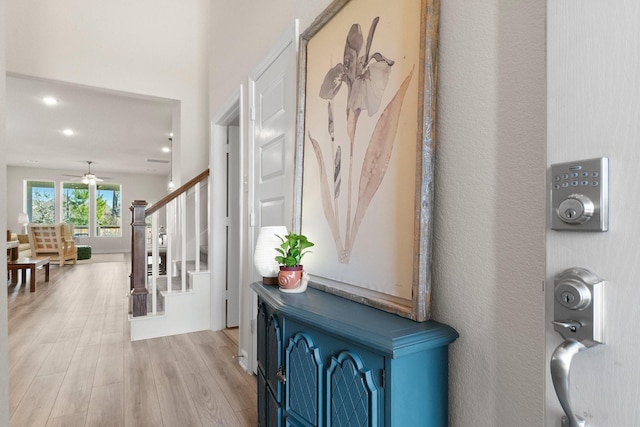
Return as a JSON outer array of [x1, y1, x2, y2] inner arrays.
[[562, 182, 569, 188], [592, 181, 599, 186], [592, 172, 599, 178], [562, 173, 570, 179], [572, 181, 579, 186], [581, 172, 589, 177], [581, 180, 589, 186]]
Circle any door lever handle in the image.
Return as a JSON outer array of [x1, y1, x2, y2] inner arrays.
[[552, 320, 582, 333], [551, 340, 590, 427]]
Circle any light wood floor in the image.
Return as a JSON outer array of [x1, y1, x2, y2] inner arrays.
[[7, 256, 257, 426]]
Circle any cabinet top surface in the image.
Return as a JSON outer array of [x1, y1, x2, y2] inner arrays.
[[251, 282, 458, 357]]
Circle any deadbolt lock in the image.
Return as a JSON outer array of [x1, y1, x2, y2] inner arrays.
[[555, 278, 591, 310], [557, 194, 595, 225], [550, 157, 608, 231]]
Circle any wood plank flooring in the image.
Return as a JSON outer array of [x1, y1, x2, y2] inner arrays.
[[7, 255, 257, 426]]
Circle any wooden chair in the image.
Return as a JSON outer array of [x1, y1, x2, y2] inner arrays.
[[28, 223, 78, 266]]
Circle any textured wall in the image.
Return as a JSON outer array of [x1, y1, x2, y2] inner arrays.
[[433, 0, 546, 424], [209, 0, 329, 116], [210, 0, 546, 425], [547, 2, 640, 425]]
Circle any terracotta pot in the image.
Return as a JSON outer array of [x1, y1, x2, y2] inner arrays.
[[278, 266, 307, 293]]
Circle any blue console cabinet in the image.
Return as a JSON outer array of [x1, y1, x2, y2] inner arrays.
[[251, 282, 458, 427]]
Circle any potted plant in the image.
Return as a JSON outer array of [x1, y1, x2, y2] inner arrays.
[[275, 233, 314, 293]]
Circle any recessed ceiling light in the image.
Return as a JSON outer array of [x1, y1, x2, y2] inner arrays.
[[162, 147, 170, 153], [42, 96, 58, 106], [63, 128, 75, 136]]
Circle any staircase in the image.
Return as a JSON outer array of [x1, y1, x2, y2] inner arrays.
[[128, 169, 211, 341]]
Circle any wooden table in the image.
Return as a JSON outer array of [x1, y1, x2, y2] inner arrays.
[[6, 240, 19, 261], [8, 257, 50, 292]]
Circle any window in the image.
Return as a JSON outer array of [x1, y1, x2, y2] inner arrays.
[[62, 182, 90, 237], [25, 179, 123, 238], [96, 183, 122, 237], [25, 180, 56, 224]]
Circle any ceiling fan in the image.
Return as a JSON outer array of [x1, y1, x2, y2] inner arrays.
[[62, 161, 111, 185]]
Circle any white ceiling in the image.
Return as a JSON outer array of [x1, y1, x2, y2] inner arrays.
[[6, 74, 175, 178]]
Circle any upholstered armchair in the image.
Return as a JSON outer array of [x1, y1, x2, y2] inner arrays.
[[7, 231, 31, 258], [28, 223, 78, 266]]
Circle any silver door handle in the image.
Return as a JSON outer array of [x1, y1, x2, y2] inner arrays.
[[550, 340, 590, 427], [551, 267, 606, 427]]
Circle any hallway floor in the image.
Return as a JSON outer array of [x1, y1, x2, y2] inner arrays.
[[7, 255, 256, 426]]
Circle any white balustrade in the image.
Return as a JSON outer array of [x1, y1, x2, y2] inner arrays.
[[143, 174, 209, 315]]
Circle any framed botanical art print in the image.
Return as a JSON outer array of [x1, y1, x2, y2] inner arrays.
[[294, 0, 440, 321]]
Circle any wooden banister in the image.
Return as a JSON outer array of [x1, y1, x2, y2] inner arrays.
[[130, 200, 148, 316], [130, 168, 210, 317], [145, 169, 210, 217]]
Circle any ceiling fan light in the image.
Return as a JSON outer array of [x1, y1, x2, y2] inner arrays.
[[82, 177, 89, 184]]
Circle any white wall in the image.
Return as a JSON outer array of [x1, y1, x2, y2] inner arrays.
[[210, 0, 546, 425], [546, 2, 640, 425], [7, 166, 167, 253], [434, 1, 546, 424], [5, 0, 210, 182], [0, 0, 10, 422], [209, 1, 327, 116]]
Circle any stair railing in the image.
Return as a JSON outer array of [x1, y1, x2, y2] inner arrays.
[[130, 169, 210, 317]]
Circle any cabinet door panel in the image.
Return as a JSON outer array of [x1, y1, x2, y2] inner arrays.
[[285, 332, 323, 427], [267, 387, 283, 427], [266, 312, 283, 400], [258, 373, 283, 426], [285, 319, 385, 374], [327, 351, 380, 427], [257, 302, 267, 373], [258, 373, 267, 426]]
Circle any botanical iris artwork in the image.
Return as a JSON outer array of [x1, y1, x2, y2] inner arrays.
[[305, 16, 415, 272]]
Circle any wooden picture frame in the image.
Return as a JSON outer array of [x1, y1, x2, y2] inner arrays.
[[293, 0, 440, 321]]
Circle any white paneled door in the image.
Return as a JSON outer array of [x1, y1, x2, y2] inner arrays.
[[245, 25, 298, 373], [251, 44, 296, 232], [547, 1, 640, 425]]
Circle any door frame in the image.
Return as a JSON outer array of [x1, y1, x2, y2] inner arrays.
[[210, 87, 244, 333]]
